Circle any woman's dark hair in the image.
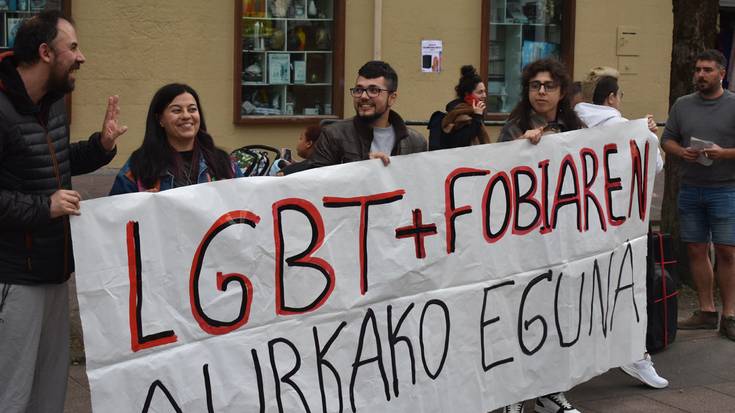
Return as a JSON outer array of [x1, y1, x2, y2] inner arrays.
[[13, 10, 72, 65], [129, 83, 234, 189], [455, 65, 482, 98], [508, 58, 585, 132], [592, 76, 619, 105]]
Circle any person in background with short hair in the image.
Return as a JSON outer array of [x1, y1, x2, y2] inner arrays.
[[438, 64, 490, 148], [498, 58, 583, 413], [575, 69, 664, 173], [575, 69, 668, 390], [661, 49, 735, 341], [109, 83, 242, 195], [270, 124, 322, 176], [0, 11, 127, 412]]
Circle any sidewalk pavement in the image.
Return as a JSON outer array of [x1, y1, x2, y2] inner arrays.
[[64, 324, 735, 412]]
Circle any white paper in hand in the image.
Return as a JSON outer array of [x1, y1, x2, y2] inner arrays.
[[690, 136, 714, 166]]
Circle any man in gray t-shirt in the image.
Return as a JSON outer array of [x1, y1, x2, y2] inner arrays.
[[661, 49, 735, 340]]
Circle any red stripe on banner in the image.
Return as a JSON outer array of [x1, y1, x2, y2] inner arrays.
[[656, 232, 677, 348]]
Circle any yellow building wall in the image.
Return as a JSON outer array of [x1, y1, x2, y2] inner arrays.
[[71, 0, 306, 168], [574, 0, 673, 123], [69, 0, 672, 168]]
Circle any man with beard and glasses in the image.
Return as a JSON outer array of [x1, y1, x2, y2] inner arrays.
[[661, 49, 735, 342], [309, 60, 426, 168], [0, 11, 127, 412]]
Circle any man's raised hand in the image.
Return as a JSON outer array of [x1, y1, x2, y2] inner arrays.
[[100, 95, 128, 152]]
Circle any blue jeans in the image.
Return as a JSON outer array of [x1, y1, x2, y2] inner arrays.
[[678, 185, 735, 245]]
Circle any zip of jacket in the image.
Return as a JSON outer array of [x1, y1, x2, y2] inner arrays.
[[39, 113, 70, 277]]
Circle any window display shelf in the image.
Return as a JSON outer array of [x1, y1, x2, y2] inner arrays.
[[242, 82, 332, 86], [0, 0, 69, 49], [243, 17, 334, 22], [494, 22, 559, 27], [481, 0, 574, 116], [235, 0, 345, 123], [243, 50, 333, 53]]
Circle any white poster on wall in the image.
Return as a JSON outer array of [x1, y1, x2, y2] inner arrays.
[[421, 40, 443, 73]]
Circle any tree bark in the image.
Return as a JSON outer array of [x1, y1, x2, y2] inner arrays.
[[661, 0, 718, 286]]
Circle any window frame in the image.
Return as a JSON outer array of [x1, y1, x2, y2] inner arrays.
[[233, 0, 346, 124], [0, 0, 72, 52], [479, 0, 576, 120]]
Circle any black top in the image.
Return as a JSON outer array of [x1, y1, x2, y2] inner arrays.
[[173, 150, 196, 188]]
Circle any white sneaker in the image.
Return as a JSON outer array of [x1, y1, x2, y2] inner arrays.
[[534, 392, 580, 413], [620, 353, 669, 389], [502, 402, 525, 413]]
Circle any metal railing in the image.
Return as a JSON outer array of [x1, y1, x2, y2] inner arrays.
[[322, 118, 667, 128], [320, 118, 506, 127]]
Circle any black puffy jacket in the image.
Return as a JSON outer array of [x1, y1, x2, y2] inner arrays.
[[0, 52, 115, 285]]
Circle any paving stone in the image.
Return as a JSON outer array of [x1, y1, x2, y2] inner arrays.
[[645, 386, 735, 412], [68, 363, 90, 390], [72, 168, 117, 200], [576, 395, 685, 413], [705, 381, 735, 397], [567, 368, 662, 402], [64, 377, 92, 413]]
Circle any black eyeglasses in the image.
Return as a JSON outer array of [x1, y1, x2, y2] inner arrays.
[[528, 80, 559, 92], [350, 86, 394, 98]]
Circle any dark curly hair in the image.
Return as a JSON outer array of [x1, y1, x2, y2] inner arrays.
[[508, 58, 585, 132], [455, 65, 482, 98]]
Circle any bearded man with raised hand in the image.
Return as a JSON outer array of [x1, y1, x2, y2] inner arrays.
[[0, 10, 127, 413]]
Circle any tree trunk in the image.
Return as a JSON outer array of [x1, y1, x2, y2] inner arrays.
[[661, 0, 718, 286]]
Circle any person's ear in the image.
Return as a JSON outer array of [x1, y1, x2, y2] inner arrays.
[[305, 140, 313, 149], [38, 43, 53, 63], [387, 90, 397, 107], [606, 92, 615, 105]]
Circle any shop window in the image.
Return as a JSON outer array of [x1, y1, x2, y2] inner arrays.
[[0, 0, 69, 49], [481, 0, 575, 116], [235, 0, 345, 123]]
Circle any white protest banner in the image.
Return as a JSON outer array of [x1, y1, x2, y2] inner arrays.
[[71, 119, 657, 412]]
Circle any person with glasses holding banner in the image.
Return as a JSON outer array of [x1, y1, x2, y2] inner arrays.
[[309, 60, 426, 168], [498, 58, 585, 145], [497, 58, 584, 413]]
